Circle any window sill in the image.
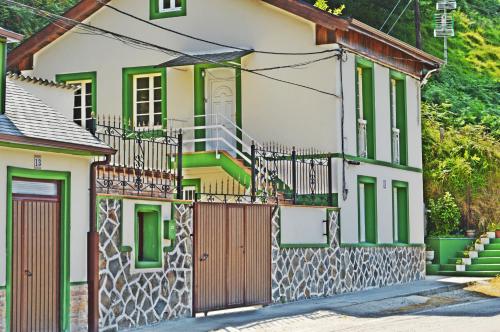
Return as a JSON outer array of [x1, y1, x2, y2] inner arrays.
[[279, 243, 329, 249], [340, 243, 425, 248]]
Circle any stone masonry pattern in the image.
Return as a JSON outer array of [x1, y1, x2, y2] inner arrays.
[[98, 199, 193, 331], [70, 284, 89, 332], [271, 209, 426, 303]]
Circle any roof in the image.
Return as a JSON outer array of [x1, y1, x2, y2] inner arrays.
[[7, 72, 78, 90], [7, 0, 443, 76], [0, 78, 115, 156], [158, 50, 253, 68], [0, 27, 23, 43]]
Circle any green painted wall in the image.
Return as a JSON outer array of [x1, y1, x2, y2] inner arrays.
[[426, 237, 474, 265]]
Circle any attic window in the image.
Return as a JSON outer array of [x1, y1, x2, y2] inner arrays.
[[151, 0, 186, 19]]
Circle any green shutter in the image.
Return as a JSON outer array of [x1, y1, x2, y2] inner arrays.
[[356, 58, 376, 159], [358, 176, 377, 244], [390, 71, 408, 166], [393, 181, 409, 244], [134, 204, 162, 268]]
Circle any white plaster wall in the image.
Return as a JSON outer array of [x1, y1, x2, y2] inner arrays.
[[7, 80, 76, 122], [121, 199, 172, 274], [373, 64, 391, 162], [406, 76, 423, 168], [31, 0, 339, 152], [0, 146, 92, 285], [280, 206, 328, 245], [339, 53, 357, 156], [336, 162, 424, 245]]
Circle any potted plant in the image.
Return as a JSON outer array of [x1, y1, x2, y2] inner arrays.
[[486, 222, 497, 239], [425, 245, 435, 264], [456, 259, 466, 272], [465, 229, 476, 238], [462, 251, 472, 265], [475, 239, 485, 252], [467, 245, 478, 259], [480, 233, 490, 245]]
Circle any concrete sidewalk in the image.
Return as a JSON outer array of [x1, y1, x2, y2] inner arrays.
[[129, 276, 490, 332]]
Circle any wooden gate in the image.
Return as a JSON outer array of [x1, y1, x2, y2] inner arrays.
[[11, 180, 61, 332], [193, 203, 272, 313]]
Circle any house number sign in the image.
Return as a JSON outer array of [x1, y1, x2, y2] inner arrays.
[[34, 155, 42, 169]]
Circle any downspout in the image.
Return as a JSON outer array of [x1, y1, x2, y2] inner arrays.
[[88, 154, 111, 332]]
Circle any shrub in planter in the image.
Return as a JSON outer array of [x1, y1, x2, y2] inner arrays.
[[428, 193, 461, 236], [456, 259, 466, 272]]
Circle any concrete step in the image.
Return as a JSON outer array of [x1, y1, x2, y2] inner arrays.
[[467, 264, 500, 271], [440, 264, 458, 272], [491, 238, 500, 244], [473, 257, 500, 264], [485, 243, 500, 250], [437, 270, 500, 277], [479, 250, 500, 257]]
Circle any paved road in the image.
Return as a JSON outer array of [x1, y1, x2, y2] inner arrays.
[[131, 277, 500, 332]]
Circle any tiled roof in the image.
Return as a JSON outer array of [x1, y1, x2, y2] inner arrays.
[[0, 78, 114, 155], [7, 72, 77, 90]]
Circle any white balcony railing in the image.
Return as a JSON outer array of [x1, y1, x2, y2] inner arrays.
[[392, 127, 400, 164], [357, 118, 368, 158]]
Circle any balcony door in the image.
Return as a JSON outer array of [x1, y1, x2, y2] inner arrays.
[[205, 68, 237, 154]]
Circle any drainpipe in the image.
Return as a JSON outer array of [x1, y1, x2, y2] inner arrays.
[[88, 154, 111, 332]]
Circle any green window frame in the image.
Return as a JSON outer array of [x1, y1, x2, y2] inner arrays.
[[357, 175, 377, 244], [123, 66, 167, 130], [0, 39, 6, 114], [355, 57, 376, 160], [134, 204, 163, 269], [150, 0, 187, 19], [392, 180, 409, 244], [55, 72, 97, 130], [390, 70, 408, 165]]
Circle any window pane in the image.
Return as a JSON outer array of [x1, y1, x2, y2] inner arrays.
[[154, 102, 162, 114], [74, 87, 82, 96], [175, 0, 182, 8], [154, 75, 161, 88], [85, 119, 93, 130], [154, 88, 162, 101], [74, 95, 81, 107], [137, 115, 149, 127], [86, 107, 93, 118], [137, 102, 149, 114], [12, 180, 58, 196], [154, 114, 162, 127], [85, 94, 92, 106], [74, 120, 82, 126], [73, 108, 81, 120], [136, 90, 150, 102], [162, 0, 171, 9], [136, 77, 149, 89], [85, 82, 92, 93]]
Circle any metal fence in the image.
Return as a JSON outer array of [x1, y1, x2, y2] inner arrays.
[[93, 117, 183, 198]]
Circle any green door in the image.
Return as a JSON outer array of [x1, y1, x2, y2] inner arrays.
[[358, 176, 377, 243], [393, 182, 409, 243]]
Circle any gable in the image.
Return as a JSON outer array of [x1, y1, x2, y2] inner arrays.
[[7, 0, 442, 77]]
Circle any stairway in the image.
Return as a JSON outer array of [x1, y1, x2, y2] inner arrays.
[[437, 237, 500, 277]]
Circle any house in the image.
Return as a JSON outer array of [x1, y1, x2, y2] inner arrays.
[[4, 0, 443, 330], [0, 28, 115, 332]]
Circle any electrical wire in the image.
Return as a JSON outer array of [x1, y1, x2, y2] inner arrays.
[[96, 0, 340, 56], [387, 0, 414, 35], [380, 0, 403, 31], [4, 0, 341, 98]]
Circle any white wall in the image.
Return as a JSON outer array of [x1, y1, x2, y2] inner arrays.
[[336, 161, 424, 244], [280, 206, 328, 245], [0, 146, 92, 285]]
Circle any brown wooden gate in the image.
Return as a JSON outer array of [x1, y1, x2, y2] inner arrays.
[[11, 181, 61, 332], [193, 203, 272, 314]]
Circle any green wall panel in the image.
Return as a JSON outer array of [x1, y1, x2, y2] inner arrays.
[[426, 237, 474, 265]]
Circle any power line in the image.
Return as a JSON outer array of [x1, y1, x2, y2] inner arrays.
[[4, 0, 341, 98], [387, 0, 414, 35], [96, 0, 340, 57], [380, 0, 403, 31]]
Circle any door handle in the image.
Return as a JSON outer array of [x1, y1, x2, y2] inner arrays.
[[200, 253, 209, 261], [24, 270, 32, 277]]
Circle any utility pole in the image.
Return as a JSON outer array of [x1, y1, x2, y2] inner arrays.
[[414, 0, 422, 49], [434, 0, 456, 64]]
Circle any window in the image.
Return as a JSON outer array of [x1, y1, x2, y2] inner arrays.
[[150, 0, 186, 19], [393, 181, 409, 244], [123, 66, 166, 130], [390, 71, 407, 165], [358, 176, 377, 243], [356, 58, 375, 159], [134, 204, 162, 269], [133, 74, 163, 129], [182, 186, 197, 201], [55, 72, 97, 130]]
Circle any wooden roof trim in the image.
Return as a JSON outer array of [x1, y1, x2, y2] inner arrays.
[[261, 0, 349, 31], [0, 27, 23, 43], [0, 133, 116, 156], [7, 0, 111, 71]]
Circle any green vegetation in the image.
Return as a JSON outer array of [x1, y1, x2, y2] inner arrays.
[[428, 192, 462, 236]]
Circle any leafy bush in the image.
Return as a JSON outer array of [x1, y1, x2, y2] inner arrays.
[[428, 192, 462, 236]]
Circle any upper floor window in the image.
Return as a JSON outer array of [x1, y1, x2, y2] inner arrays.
[[55, 72, 97, 131], [133, 74, 162, 129], [150, 0, 186, 19], [356, 58, 375, 159], [390, 71, 407, 165]]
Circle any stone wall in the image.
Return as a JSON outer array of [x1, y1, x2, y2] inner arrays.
[[98, 199, 193, 331], [271, 209, 426, 303], [70, 284, 88, 332], [0, 289, 5, 332]]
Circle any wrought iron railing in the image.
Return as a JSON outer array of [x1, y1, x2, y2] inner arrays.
[[357, 118, 368, 158], [251, 143, 334, 206], [392, 127, 400, 164], [93, 117, 183, 198]]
